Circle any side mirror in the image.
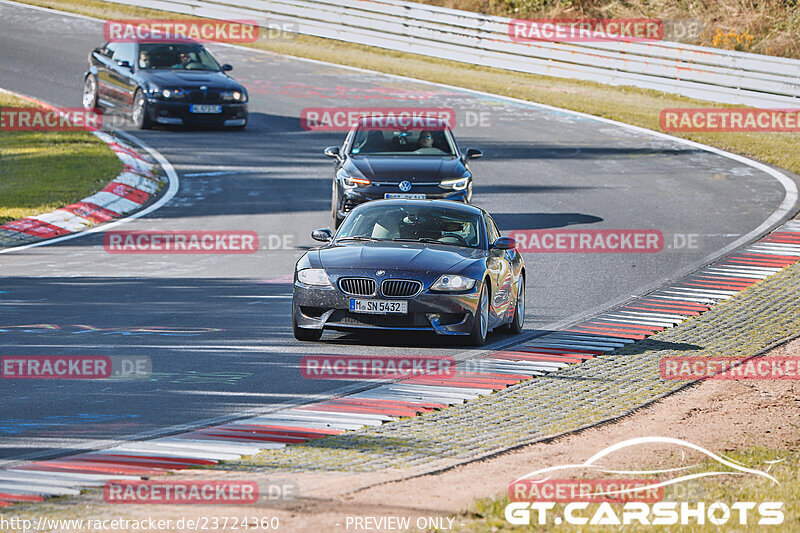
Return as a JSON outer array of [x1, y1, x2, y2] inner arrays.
[[116, 60, 132, 70], [465, 148, 483, 160], [323, 146, 341, 159], [221, 64, 233, 72], [311, 228, 333, 242], [491, 237, 516, 250]]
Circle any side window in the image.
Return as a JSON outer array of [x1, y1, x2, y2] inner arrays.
[[485, 215, 500, 244], [112, 43, 135, 66], [101, 42, 118, 58]]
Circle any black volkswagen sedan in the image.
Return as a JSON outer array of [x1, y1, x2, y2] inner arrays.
[[82, 40, 248, 129], [292, 200, 524, 346], [324, 116, 482, 227]]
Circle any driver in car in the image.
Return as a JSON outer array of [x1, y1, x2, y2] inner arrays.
[[138, 51, 151, 69], [172, 52, 193, 69], [417, 130, 434, 149]]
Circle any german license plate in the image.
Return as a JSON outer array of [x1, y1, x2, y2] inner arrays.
[[190, 104, 222, 114], [384, 193, 426, 199], [350, 299, 408, 314]]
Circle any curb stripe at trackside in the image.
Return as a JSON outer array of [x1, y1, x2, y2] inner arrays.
[[0, 88, 178, 254]]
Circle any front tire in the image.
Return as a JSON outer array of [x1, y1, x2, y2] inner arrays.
[[506, 275, 525, 334], [131, 89, 152, 130], [467, 284, 489, 346], [82, 74, 99, 111], [331, 181, 344, 229]]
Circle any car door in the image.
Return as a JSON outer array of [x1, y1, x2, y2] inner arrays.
[[108, 42, 139, 110], [93, 42, 119, 107], [485, 215, 514, 324]]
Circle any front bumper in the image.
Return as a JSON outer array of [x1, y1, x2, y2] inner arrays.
[[293, 275, 481, 335], [338, 183, 471, 218], [146, 99, 248, 126]]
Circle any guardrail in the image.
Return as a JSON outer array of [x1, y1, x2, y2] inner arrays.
[[101, 0, 800, 108]]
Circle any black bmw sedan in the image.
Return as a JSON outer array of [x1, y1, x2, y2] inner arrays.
[[324, 116, 482, 227], [82, 39, 248, 129], [292, 200, 524, 346]]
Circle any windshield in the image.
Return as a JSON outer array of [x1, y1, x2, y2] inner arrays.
[[349, 127, 457, 156], [336, 204, 482, 248], [138, 43, 221, 71]]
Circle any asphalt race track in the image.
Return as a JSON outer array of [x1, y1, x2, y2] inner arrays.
[[0, 1, 796, 465]]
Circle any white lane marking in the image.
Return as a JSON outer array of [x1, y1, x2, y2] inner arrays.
[[716, 265, 783, 272], [701, 269, 767, 279], [458, 364, 541, 376], [113, 171, 161, 194], [384, 383, 487, 398], [183, 171, 241, 177], [594, 316, 677, 327], [650, 293, 718, 304], [6, 469, 140, 481], [150, 438, 265, 454], [30, 210, 91, 232], [483, 358, 569, 370], [524, 342, 616, 351], [532, 337, 627, 347], [81, 191, 140, 214], [659, 292, 731, 302], [610, 310, 690, 321], [287, 409, 395, 423], [0, 472, 105, 487], [670, 287, 741, 296], [543, 333, 636, 344], [0, 482, 80, 496], [108, 445, 237, 461], [243, 416, 365, 431]]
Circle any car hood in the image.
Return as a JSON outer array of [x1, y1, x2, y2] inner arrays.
[[346, 156, 466, 182], [142, 70, 241, 90], [317, 242, 482, 273]]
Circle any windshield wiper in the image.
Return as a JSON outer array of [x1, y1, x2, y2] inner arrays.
[[336, 236, 381, 243], [390, 238, 441, 244]]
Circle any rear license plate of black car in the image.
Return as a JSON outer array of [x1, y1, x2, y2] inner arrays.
[[350, 299, 408, 314]]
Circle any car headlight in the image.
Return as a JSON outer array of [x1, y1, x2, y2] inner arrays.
[[221, 90, 247, 102], [440, 177, 469, 191], [343, 176, 371, 188], [430, 274, 476, 291], [337, 169, 370, 188], [297, 268, 332, 287], [160, 88, 185, 99]]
